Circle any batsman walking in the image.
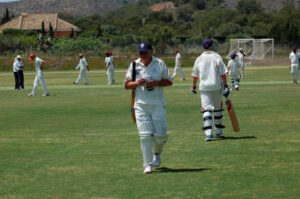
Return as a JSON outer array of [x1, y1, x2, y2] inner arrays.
[[124, 42, 173, 174], [27, 53, 50, 96], [190, 38, 229, 141]]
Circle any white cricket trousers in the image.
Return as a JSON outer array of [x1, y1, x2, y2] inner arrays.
[[239, 63, 245, 78], [135, 104, 168, 167], [107, 69, 115, 84], [200, 90, 224, 136], [172, 66, 185, 80], [31, 72, 49, 95], [291, 64, 299, 82], [75, 69, 88, 84], [230, 72, 240, 90]]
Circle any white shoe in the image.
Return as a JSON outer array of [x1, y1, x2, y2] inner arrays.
[[42, 93, 50, 96], [143, 164, 152, 174], [152, 154, 161, 167], [27, 93, 36, 96]]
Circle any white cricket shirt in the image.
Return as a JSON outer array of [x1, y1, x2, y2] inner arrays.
[[227, 59, 239, 75], [237, 51, 244, 64], [289, 52, 300, 66], [105, 56, 115, 70], [35, 57, 44, 73], [77, 57, 88, 70], [125, 56, 172, 106], [191, 51, 228, 91], [12, 60, 18, 72], [175, 52, 182, 67]]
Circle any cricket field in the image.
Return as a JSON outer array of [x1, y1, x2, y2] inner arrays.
[[0, 66, 299, 199]]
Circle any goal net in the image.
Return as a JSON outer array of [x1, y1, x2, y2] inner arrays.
[[227, 38, 274, 59]]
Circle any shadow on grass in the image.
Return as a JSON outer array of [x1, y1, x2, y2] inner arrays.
[[155, 167, 211, 173], [211, 136, 257, 141]]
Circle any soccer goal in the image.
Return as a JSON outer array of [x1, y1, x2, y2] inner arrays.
[[227, 38, 274, 59]]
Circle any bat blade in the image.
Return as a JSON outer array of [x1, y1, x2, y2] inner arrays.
[[226, 99, 240, 132]]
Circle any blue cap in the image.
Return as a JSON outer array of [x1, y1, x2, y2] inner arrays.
[[138, 42, 153, 52], [230, 53, 236, 59], [202, 38, 213, 49]]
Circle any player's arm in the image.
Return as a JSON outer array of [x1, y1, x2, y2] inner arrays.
[[146, 79, 172, 89], [40, 61, 45, 71], [125, 78, 146, 90]]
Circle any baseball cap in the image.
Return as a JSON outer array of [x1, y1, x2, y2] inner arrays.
[[29, 53, 35, 60], [230, 53, 236, 59], [201, 38, 213, 49], [138, 42, 152, 52], [16, 55, 22, 59]]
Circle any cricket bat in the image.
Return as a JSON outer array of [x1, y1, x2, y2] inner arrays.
[[131, 61, 136, 123], [225, 97, 240, 132]]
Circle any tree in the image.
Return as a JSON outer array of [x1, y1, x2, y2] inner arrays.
[[236, 0, 263, 14], [69, 28, 74, 39], [97, 24, 102, 38], [49, 23, 54, 38], [1, 8, 11, 24], [41, 21, 46, 36], [191, 0, 207, 10]]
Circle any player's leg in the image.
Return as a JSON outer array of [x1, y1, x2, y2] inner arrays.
[[135, 105, 154, 174], [200, 91, 214, 141], [107, 70, 112, 84], [178, 67, 186, 80], [151, 105, 168, 167], [14, 72, 18, 89], [230, 74, 235, 90], [75, 69, 83, 84], [83, 70, 88, 85], [241, 64, 245, 78], [234, 73, 240, 90], [38, 73, 49, 95], [29, 74, 39, 96], [172, 67, 177, 79], [19, 70, 24, 89], [112, 70, 115, 83], [213, 90, 225, 137]]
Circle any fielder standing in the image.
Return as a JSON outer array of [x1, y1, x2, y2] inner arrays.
[[74, 53, 89, 85], [28, 54, 50, 96], [105, 51, 115, 85], [190, 38, 229, 141], [227, 53, 240, 91], [289, 47, 300, 84], [172, 48, 186, 81], [124, 42, 173, 174], [237, 48, 245, 78]]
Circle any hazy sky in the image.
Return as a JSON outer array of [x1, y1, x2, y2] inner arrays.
[[0, 0, 20, 2]]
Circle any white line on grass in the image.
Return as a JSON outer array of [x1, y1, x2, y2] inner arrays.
[[0, 81, 293, 91]]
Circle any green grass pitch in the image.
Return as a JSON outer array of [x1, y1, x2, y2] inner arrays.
[[0, 66, 299, 199]]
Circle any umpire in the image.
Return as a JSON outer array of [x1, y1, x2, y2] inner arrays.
[[13, 55, 25, 90]]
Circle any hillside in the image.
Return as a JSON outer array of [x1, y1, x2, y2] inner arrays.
[[0, 0, 137, 16], [0, 0, 298, 17]]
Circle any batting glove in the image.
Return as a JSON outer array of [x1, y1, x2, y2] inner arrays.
[[223, 85, 230, 98], [190, 86, 197, 94]]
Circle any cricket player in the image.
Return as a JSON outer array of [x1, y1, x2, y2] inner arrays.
[[74, 53, 89, 85], [124, 42, 173, 174], [28, 54, 50, 96], [172, 48, 186, 81], [190, 38, 229, 141], [105, 51, 115, 85], [237, 48, 245, 78], [227, 53, 240, 91], [289, 47, 300, 84]]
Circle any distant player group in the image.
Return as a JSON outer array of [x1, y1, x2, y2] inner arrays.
[[11, 39, 300, 174]]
